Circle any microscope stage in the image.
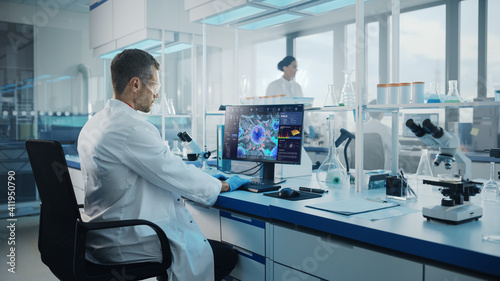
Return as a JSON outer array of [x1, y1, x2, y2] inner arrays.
[[422, 204, 483, 224]]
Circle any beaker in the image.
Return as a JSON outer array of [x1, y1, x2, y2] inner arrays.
[[339, 70, 356, 106], [482, 162, 499, 203], [316, 115, 348, 188], [324, 84, 338, 106]]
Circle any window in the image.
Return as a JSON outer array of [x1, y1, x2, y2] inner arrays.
[[460, 0, 478, 101], [488, 0, 500, 96], [400, 5, 446, 95], [254, 38, 286, 97], [296, 31, 334, 107]]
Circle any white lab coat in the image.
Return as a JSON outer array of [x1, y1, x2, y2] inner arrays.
[[363, 117, 394, 170], [266, 76, 303, 97], [77, 99, 221, 281]]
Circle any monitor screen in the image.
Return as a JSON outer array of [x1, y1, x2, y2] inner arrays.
[[222, 104, 304, 184]]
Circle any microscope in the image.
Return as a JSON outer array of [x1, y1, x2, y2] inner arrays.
[[177, 132, 211, 162], [406, 119, 482, 224]]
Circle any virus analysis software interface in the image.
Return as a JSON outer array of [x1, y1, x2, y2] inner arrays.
[[222, 104, 304, 165]]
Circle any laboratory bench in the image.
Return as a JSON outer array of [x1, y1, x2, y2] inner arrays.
[[66, 161, 500, 281], [188, 174, 500, 281]]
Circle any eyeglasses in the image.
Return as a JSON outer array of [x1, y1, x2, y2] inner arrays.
[[142, 79, 161, 94]]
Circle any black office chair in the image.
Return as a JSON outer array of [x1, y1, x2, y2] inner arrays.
[[25, 139, 171, 281], [350, 133, 385, 170]]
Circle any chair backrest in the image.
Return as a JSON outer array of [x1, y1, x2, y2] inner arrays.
[[363, 133, 385, 170], [350, 133, 385, 170], [26, 139, 81, 281]]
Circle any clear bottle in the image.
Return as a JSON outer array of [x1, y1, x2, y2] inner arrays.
[[324, 84, 338, 106], [239, 74, 249, 104], [316, 115, 348, 188], [445, 80, 463, 103], [482, 162, 499, 203], [339, 70, 356, 106]]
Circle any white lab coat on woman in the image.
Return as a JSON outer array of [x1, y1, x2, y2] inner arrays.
[[77, 99, 222, 281], [266, 76, 303, 97]]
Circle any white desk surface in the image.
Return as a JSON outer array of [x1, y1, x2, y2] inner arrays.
[[215, 174, 500, 278]]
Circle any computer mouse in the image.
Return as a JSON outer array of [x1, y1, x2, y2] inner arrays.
[[278, 188, 300, 199]]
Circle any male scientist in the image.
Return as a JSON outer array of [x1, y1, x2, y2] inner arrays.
[[77, 49, 248, 281]]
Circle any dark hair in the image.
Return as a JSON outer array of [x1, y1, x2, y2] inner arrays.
[[277, 56, 296, 71], [110, 49, 160, 95]]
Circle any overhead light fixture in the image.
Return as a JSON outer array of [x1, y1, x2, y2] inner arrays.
[[125, 39, 162, 50], [237, 12, 306, 30], [154, 43, 192, 55], [99, 39, 163, 59], [257, 0, 313, 8], [201, 4, 273, 25], [100, 49, 123, 59], [296, 0, 366, 14]]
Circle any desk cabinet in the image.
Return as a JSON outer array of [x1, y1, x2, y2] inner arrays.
[[272, 224, 422, 281], [425, 265, 489, 281], [220, 210, 267, 280], [184, 201, 221, 241]]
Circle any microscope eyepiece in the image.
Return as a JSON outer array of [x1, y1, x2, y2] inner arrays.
[[405, 119, 426, 137], [181, 132, 193, 142], [177, 132, 187, 142], [422, 119, 444, 138]]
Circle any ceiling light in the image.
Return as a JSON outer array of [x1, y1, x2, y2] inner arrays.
[[99, 39, 162, 59], [258, 0, 313, 8], [154, 43, 192, 54], [125, 39, 162, 50], [201, 5, 269, 25], [297, 0, 364, 14], [238, 12, 305, 30], [99, 49, 123, 59]]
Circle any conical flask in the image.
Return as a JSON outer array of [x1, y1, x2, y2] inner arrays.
[[339, 70, 356, 106], [416, 149, 433, 177], [324, 84, 338, 106], [416, 149, 433, 194], [445, 80, 463, 103], [316, 115, 348, 188]]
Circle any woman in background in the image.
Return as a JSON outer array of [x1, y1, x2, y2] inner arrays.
[[266, 56, 303, 97]]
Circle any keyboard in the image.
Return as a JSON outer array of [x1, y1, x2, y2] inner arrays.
[[238, 182, 281, 193]]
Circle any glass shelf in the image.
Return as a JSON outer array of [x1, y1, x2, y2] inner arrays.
[[366, 101, 500, 111], [148, 114, 192, 118]]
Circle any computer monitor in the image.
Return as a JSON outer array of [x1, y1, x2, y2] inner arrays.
[[222, 104, 304, 184]]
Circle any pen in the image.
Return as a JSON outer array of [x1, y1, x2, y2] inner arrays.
[[299, 187, 328, 194], [366, 198, 387, 203]]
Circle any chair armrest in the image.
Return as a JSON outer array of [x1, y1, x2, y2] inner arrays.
[[73, 219, 172, 270]]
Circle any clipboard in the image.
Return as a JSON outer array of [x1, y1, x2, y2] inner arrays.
[[306, 198, 399, 216]]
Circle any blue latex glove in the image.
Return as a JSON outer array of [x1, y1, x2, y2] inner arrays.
[[226, 175, 251, 191], [212, 174, 228, 181]]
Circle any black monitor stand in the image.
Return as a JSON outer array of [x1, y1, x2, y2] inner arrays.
[[251, 163, 286, 185]]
